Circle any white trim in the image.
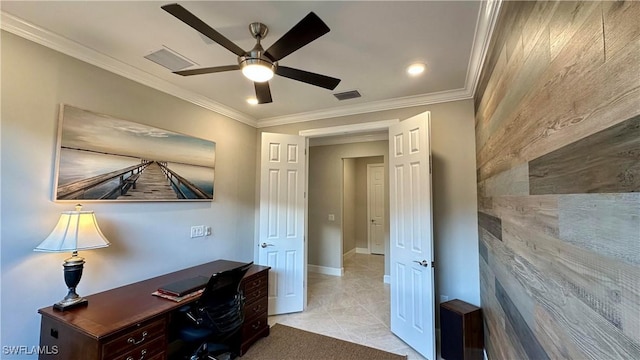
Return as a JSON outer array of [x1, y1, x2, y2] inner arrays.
[[343, 248, 356, 261], [356, 247, 371, 255], [484, 349, 489, 360], [259, 88, 469, 127], [383, 275, 390, 284], [308, 264, 343, 277], [466, 0, 503, 95], [309, 133, 388, 147], [0, 12, 258, 128], [300, 119, 399, 138]]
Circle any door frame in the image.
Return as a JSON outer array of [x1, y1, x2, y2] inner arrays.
[[298, 119, 399, 283]]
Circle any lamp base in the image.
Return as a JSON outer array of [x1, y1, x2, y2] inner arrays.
[[53, 296, 88, 311], [53, 251, 89, 312]]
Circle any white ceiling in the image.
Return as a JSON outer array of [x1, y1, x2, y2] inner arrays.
[[0, 1, 500, 127]]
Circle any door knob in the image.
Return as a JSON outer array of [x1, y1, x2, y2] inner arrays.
[[260, 242, 274, 248], [413, 260, 429, 267]]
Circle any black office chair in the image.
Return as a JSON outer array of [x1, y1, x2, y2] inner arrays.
[[177, 262, 253, 360]]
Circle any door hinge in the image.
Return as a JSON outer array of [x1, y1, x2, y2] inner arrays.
[[432, 260, 435, 268]]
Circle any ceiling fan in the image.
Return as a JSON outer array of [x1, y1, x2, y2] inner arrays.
[[161, 3, 341, 104]]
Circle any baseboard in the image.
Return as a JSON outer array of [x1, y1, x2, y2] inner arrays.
[[356, 247, 370, 254], [343, 248, 356, 261], [383, 275, 390, 284], [308, 264, 343, 277]]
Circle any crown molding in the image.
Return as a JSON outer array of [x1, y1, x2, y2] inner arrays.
[[0, 12, 258, 127], [257, 88, 470, 128], [466, 0, 503, 95]]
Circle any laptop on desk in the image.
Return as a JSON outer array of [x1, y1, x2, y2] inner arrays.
[[158, 275, 210, 297]]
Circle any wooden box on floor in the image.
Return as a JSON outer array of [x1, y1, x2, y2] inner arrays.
[[440, 299, 483, 360]]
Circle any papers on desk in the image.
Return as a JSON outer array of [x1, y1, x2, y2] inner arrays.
[[151, 289, 204, 302]]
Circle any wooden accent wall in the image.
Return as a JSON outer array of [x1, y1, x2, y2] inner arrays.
[[474, 1, 640, 359]]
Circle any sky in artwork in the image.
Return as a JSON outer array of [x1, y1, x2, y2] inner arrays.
[[59, 105, 215, 168]]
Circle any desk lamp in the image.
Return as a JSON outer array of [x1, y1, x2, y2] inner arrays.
[[34, 204, 110, 311]]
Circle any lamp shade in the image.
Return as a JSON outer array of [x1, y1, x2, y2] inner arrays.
[[34, 205, 110, 252]]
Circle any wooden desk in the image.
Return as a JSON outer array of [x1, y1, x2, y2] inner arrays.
[[38, 260, 270, 360]]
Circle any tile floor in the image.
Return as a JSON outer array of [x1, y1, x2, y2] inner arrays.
[[268, 253, 431, 360]]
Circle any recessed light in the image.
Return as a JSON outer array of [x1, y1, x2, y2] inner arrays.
[[407, 63, 426, 76], [247, 98, 259, 105]]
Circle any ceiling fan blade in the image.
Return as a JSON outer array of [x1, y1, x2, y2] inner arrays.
[[174, 65, 240, 76], [255, 82, 273, 104], [276, 66, 341, 90], [162, 3, 245, 57], [264, 12, 330, 62]]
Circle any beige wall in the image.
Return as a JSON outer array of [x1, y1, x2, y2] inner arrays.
[[342, 158, 357, 255], [475, 2, 640, 358], [260, 99, 480, 306], [1, 32, 257, 349]]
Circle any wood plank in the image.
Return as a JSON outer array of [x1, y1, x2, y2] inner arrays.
[[558, 193, 640, 266], [478, 212, 502, 241], [484, 162, 529, 197], [603, 1, 640, 62], [534, 304, 588, 359], [549, 1, 601, 61], [476, 22, 550, 164], [490, 195, 558, 238], [529, 115, 640, 194], [503, 219, 640, 348], [495, 279, 550, 360]]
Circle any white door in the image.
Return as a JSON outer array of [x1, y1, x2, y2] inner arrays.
[[388, 112, 435, 360], [368, 164, 385, 255], [258, 132, 306, 315]]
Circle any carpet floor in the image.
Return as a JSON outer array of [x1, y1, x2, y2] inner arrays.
[[241, 324, 407, 360]]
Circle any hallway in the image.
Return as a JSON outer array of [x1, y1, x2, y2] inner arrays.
[[268, 254, 428, 359]]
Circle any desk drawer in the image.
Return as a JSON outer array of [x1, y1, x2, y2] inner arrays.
[[111, 336, 165, 360], [102, 318, 166, 359], [242, 313, 268, 340], [243, 271, 267, 294], [244, 296, 268, 322], [244, 280, 267, 305]]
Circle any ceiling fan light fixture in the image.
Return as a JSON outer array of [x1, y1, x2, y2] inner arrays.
[[241, 58, 275, 83]]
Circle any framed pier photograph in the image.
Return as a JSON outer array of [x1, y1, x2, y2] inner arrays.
[[52, 104, 216, 202]]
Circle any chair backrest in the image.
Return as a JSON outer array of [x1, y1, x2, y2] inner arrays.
[[196, 262, 253, 334]]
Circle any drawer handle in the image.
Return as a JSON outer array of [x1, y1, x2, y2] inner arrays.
[[127, 331, 148, 345], [252, 304, 263, 312], [252, 321, 261, 330], [126, 349, 147, 360]]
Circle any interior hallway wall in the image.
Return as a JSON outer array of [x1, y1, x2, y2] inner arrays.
[[343, 158, 357, 256]]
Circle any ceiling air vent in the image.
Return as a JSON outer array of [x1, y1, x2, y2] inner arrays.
[[333, 90, 361, 101], [144, 47, 195, 72]]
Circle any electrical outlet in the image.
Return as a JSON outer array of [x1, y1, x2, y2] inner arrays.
[[190, 225, 205, 238]]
